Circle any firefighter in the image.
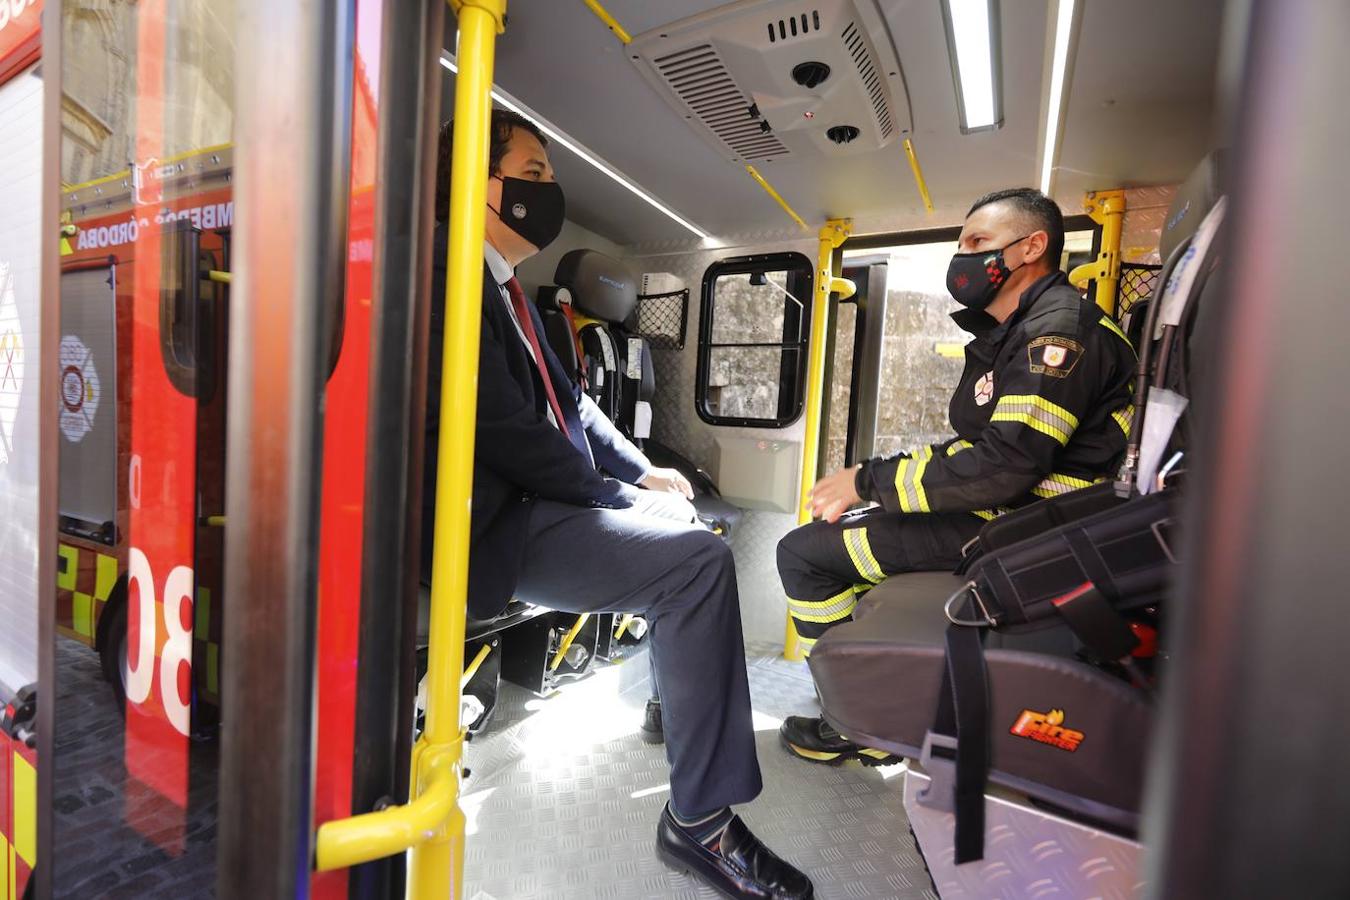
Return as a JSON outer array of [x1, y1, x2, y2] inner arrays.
[[778, 187, 1137, 765]]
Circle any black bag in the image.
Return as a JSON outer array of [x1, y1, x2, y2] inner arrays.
[[957, 481, 1125, 572], [948, 487, 1178, 634]]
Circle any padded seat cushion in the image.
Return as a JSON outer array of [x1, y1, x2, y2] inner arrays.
[[810, 571, 1153, 830]]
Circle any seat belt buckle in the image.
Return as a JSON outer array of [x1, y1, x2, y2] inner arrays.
[[1052, 582, 1141, 661], [916, 730, 958, 813]]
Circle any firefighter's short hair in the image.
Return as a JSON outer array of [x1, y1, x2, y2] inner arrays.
[[968, 187, 1065, 267], [435, 109, 549, 222]]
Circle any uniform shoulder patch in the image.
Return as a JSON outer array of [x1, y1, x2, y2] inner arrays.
[[1027, 335, 1084, 378]]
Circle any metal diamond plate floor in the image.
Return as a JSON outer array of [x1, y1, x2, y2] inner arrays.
[[464, 644, 936, 900]]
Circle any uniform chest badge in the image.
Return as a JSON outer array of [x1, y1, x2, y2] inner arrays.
[[973, 370, 995, 406]]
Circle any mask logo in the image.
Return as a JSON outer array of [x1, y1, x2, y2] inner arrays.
[[511, 203, 527, 220], [1009, 707, 1085, 752], [973, 370, 994, 406]]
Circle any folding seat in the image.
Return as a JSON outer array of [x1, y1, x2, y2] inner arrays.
[[537, 249, 742, 539], [806, 152, 1225, 895]]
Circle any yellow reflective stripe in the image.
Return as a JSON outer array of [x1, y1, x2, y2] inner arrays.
[[1099, 314, 1132, 347], [1111, 403, 1135, 439], [991, 394, 1078, 445], [13, 752, 36, 867], [946, 440, 973, 456], [1031, 472, 1102, 499], [971, 508, 999, 521], [842, 528, 885, 584], [894, 457, 911, 510], [94, 552, 118, 601], [797, 635, 818, 655], [910, 454, 930, 512], [788, 587, 858, 623]]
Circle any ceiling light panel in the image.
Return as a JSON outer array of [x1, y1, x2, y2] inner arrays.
[[941, 0, 1004, 133]]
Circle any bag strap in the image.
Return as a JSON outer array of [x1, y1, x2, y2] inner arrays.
[[931, 602, 990, 864]]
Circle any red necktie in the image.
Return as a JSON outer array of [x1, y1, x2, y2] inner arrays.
[[505, 277, 571, 438]]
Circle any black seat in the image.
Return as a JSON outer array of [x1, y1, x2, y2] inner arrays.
[[809, 572, 1147, 830]]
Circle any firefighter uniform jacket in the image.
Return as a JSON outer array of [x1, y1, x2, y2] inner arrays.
[[855, 271, 1136, 518]]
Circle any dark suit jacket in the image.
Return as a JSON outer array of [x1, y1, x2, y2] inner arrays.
[[423, 225, 649, 618]]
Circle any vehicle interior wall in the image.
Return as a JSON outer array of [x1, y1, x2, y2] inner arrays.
[[627, 235, 817, 643]]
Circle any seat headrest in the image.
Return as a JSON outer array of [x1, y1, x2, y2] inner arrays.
[[554, 249, 638, 323], [1160, 149, 1226, 262]]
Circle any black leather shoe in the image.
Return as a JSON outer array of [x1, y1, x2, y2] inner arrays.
[[779, 715, 901, 767], [640, 698, 664, 744], [656, 806, 814, 899]]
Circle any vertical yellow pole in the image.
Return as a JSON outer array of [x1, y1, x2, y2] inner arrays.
[[1077, 189, 1126, 315], [785, 219, 854, 661], [411, 2, 505, 896]]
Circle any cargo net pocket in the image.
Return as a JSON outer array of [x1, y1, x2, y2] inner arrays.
[[634, 289, 690, 351], [1118, 263, 1162, 320]]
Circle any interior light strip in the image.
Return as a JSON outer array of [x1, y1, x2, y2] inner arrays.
[[440, 53, 711, 240], [1039, 0, 1078, 193]]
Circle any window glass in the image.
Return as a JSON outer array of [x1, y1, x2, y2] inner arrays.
[[697, 253, 812, 427]]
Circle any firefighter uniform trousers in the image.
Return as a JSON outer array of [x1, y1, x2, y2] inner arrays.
[[777, 509, 983, 651]]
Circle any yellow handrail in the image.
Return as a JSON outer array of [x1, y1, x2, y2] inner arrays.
[[550, 614, 590, 671], [461, 643, 493, 690], [1068, 189, 1126, 315], [745, 165, 809, 231], [312, 1, 506, 895], [785, 219, 854, 660], [902, 138, 934, 213], [207, 269, 232, 284], [581, 0, 632, 44]]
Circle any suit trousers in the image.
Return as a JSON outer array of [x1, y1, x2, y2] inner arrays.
[[514, 489, 762, 818]]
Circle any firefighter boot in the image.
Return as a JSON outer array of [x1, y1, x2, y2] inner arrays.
[[779, 715, 901, 766]]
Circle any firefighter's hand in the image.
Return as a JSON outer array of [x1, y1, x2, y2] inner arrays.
[[810, 466, 862, 523], [640, 466, 694, 499]]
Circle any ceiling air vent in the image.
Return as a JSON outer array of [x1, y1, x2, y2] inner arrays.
[[767, 10, 822, 43], [630, 1, 909, 161], [791, 61, 831, 89], [826, 125, 860, 144], [841, 21, 894, 139], [649, 43, 790, 161]]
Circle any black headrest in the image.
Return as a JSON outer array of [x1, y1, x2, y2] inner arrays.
[[1160, 150, 1226, 262], [554, 249, 638, 323]]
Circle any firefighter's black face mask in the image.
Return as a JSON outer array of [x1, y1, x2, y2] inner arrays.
[[946, 235, 1031, 309], [490, 175, 566, 251]]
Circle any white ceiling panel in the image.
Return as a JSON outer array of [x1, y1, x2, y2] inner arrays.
[[449, 0, 1225, 248]]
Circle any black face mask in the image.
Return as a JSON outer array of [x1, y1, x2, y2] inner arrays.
[[946, 235, 1031, 309], [490, 175, 566, 251]]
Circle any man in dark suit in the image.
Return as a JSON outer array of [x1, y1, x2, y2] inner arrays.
[[423, 110, 813, 899]]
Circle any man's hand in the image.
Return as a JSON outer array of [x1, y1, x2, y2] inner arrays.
[[810, 465, 863, 523], [639, 466, 694, 499]]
